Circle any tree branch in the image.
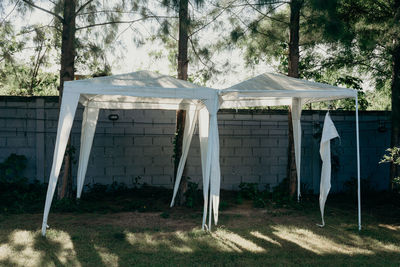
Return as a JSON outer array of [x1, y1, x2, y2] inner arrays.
[[77, 10, 141, 16], [21, 0, 64, 23], [76, 16, 175, 30], [190, 2, 235, 37], [244, 0, 288, 25], [76, 0, 94, 15], [189, 37, 209, 68], [1, 0, 20, 25]]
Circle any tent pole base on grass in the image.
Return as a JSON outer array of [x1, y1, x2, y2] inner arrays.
[[356, 95, 361, 231]]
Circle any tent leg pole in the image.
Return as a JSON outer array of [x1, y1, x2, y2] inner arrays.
[[355, 95, 361, 231]]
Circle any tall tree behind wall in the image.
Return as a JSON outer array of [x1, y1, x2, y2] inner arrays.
[[227, 0, 303, 197], [175, 0, 189, 204], [311, 0, 400, 189], [287, 0, 303, 198], [19, 0, 149, 198], [160, 0, 208, 205]]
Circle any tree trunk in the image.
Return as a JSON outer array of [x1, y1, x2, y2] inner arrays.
[[288, 0, 301, 78], [287, 0, 302, 198], [58, 0, 76, 199], [174, 0, 189, 205], [390, 40, 400, 190]]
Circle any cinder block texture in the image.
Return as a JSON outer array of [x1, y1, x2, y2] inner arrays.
[[0, 96, 391, 192]]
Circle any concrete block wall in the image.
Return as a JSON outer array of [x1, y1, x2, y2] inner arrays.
[[0, 96, 392, 193]]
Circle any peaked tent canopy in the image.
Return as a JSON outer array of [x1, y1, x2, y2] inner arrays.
[[41, 71, 221, 236], [220, 72, 356, 109], [222, 72, 360, 229], [172, 72, 361, 230]]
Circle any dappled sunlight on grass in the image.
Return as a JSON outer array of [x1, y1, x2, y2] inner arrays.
[[94, 245, 119, 267], [212, 229, 266, 253], [125, 228, 267, 254], [45, 230, 81, 266], [125, 231, 195, 253], [1, 199, 400, 266], [0, 230, 42, 266], [0, 229, 81, 266], [272, 226, 372, 255], [250, 231, 281, 247], [346, 233, 400, 253], [378, 224, 400, 231]]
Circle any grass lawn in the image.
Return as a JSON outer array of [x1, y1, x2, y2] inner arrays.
[[0, 193, 399, 267]]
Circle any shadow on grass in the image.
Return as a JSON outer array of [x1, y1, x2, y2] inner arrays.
[[0, 206, 400, 266]]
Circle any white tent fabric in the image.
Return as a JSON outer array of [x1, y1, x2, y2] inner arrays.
[[220, 72, 356, 109], [219, 72, 357, 198], [218, 72, 361, 229], [77, 107, 99, 198], [170, 96, 221, 230], [171, 72, 361, 230], [41, 71, 221, 236], [170, 106, 200, 207], [318, 112, 339, 227], [291, 98, 303, 201]]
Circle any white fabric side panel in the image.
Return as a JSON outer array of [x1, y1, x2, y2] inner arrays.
[[77, 107, 100, 198], [170, 107, 199, 206], [209, 113, 221, 225], [86, 100, 199, 110], [198, 108, 210, 230], [203, 97, 221, 230], [41, 92, 80, 236], [318, 112, 339, 227], [291, 98, 302, 201]]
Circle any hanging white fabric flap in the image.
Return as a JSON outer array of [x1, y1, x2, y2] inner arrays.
[[41, 91, 80, 236], [202, 97, 221, 230], [170, 106, 199, 206], [318, 111, 339, 227], [291, 98, 303, 201], [77, 106, 100, 198], [209, 113, 221, 225], [198, 107, 211, 230]]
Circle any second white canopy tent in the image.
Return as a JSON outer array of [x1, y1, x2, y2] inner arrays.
[[172, 72, 360, 229]]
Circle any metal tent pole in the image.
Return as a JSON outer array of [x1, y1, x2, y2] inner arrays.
[[355, 95, 361, 231]]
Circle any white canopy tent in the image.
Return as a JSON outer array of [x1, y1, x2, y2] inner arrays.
[[41, 71, 221, 236], [172, 72, 362, 230]]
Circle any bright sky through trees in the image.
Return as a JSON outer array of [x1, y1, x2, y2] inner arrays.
[[5, 0, 272, 89]]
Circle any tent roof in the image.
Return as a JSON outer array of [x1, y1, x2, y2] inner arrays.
[[64, 70, 218, 110], [220, 72, 357, 108]]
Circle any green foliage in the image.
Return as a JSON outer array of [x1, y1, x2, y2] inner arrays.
[[269, 178, 293, 206], [0, 154, 47, 213], [37, 182, 173, 214], [237, 179, 313, 208], [0, 21, 58, 96], [343, 177, 374, 197], [184, 179, 202, 208], [0, 63, 59, 95], [380, 147, 400, 166], [238, 182, 267, 208], [160, 211, 170, 218], [0, 154, 27, 183], [380, 147, 400, 192], [0, 179, 46, 213], [0, 21, 26, 64], [308, 0, 397, 110], [133, 175, 142, 188], [222, 0, 392, 110]]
